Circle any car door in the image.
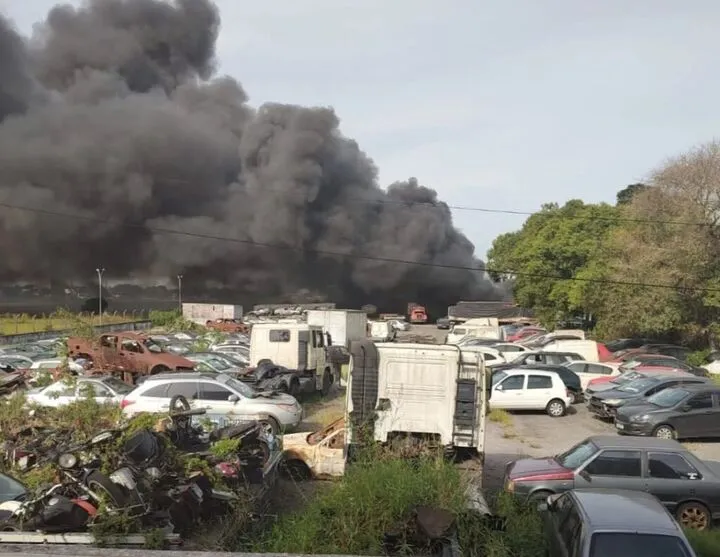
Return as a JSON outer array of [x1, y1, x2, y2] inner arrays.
[[315, 428, 346, 477], [574, 449, 643, 491], [668, 392, 716, 438], [526, 374, 554, 409], [197, 381, 244, 424], [644, 451, 705, 512], [492, 374, 526, 409], [545, 494, 582, 557], [565, 363, 590, 388]]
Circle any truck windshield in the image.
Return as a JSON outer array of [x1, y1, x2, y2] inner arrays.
[[590, 533, 691, 557], [143, 340, 164, 353]]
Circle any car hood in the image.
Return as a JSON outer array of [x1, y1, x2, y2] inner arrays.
[[615, 402, 666, 420], [507, 456, 568, 479], [281, 431, 311, 448], [155, 353, 195, 368], [245, 392, 298, 406], [593, 388, 642, 401]]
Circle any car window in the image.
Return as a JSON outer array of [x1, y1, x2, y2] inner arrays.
[[102, 378, 133, 394], [77, 382, 111, 398], [567, 363, 586, 373], [527, 375, 552, 389], [499, 375, 524, 391], [587, 364, 612, 375], [502, 345, 522, 352], [167, 383, 199, 400], [0, 474, 27, 502], [648, 453, 702, 480], [198, 382, 233, 401], [484, 353, 497, 361], [590, 533, 691, 557], [141, 384, 169, 398], [560, 506, 582, 553], [686, 392, 713, 410], [584, 450, 641, 477]]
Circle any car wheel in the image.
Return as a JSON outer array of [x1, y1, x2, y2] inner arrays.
[[653, 425, 676, 440], [546, 399, 566, 417], [258, 416, 280, 435], [567, 391, 577, 404], [676, 501, 711, 530]]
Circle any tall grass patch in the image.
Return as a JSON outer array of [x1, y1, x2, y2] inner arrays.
[[254, 452, 466, 555]]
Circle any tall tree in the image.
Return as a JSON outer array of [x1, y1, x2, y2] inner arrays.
[[616, 183, 650, 205], [486, 200, 619, 326]]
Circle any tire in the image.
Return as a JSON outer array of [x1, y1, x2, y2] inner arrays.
[[653, 425, 676, 440], [546, 399, 566, 418], [321, 368, 332, 396], [258, 416, 280, 435], [676, 501, 711, 530], [86, 470, 130, 509], [282, 459, 311, 481], [567, 391, 577, 404], [528, 490, 553, 504], [150, 365, 170, 375]]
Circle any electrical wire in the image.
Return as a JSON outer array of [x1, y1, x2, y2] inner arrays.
[[0, 201, 718, 293]]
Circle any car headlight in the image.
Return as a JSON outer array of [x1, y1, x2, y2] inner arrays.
[[58, 453, 77, 469], [277, 403, 298, 412], [631, 414, 650, 422], [603, 399, 622, 406]]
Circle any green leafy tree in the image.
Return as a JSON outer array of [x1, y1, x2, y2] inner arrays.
[[616, 183, 650, 205], [486, 200, 620, 326]]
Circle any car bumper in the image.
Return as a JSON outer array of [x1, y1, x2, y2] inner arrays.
[[587, 399, 618, 419], [614, 419, 654, 435]]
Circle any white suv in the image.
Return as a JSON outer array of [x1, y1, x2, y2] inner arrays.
[[490, 369, 572, 417], [121, 372, 303, 434]]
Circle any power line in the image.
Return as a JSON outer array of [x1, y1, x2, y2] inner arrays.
[[1, 201, 718, 294], [12, 171, 712, 227]]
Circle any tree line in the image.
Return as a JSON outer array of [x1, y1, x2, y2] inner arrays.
[[486, 141, 720, 346]]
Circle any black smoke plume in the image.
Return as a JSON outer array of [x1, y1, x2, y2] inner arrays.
[[0, 0, 500, 312]]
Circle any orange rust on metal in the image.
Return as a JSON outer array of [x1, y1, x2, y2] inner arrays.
[[307, 417, 345, 445], [205, 318, 250, 334]]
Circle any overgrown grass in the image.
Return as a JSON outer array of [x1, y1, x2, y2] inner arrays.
[[0, 312, 134, 335], [684, 528, 720, 557], [488, 408, 512, 426], [253, 449, 467, 555]]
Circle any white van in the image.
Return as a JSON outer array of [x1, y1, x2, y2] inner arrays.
[[540, 340, 612, 363], [446, 318, 502, 345], [346, 341, 487, 454]]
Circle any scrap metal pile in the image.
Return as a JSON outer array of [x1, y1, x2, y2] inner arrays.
[[0, 395, 281, 540]]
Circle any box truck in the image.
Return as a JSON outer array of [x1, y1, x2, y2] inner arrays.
[[305, 309, 367, 348]]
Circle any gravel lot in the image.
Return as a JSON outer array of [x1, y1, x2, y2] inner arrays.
[[482, 405, 720, 490]]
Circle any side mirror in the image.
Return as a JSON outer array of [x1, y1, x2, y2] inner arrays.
[[681, 405, 692, 412], [228, 394, 239, 403], [578, 469, 591, 481], [495, 384, 504, 391]]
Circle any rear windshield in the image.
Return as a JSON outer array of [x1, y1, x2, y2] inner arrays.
[[590, 533, 690, 557]]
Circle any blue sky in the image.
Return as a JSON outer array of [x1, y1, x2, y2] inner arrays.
[[3, 0, 720, 258]]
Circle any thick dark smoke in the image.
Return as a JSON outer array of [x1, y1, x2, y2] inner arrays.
[[0, 0, 500, 312]]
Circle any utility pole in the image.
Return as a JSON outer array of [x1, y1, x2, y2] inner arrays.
[[95, 267, 105, 324], [177, 274, 183, 313]]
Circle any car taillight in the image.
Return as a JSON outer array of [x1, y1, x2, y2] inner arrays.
[[120, 398, 134, 409]]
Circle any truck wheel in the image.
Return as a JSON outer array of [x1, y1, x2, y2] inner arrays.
[[150, 365, 170, 375], [321, 369, 332, 396]]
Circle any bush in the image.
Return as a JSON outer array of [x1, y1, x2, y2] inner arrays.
[[253, 450, 466, 555], [148, 309, 182, 328], [687, 349, 711, 367]]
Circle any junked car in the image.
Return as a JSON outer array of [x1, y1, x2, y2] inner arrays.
[[26, 376, 133, 408], [587, 374, 707, 420], [185, 353, 242, 374], [615, 384, 720, 440], [282, 418, 346, 479], [504, 435, 720, 530], [120, 372, 303, 434]]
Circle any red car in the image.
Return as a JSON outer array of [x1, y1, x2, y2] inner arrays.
[[507, 326, 546, 343]]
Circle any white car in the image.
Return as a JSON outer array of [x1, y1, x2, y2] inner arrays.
[[29, 358, 85, 374], [491, 342, 530, 361], [120, 372, 303, 434], [490, 369, 572, 417], [562, 361, 621, 389], [185, 353, 242, 374], [389, 320, 411, 332], [459, 345, 506, 367], [26, 376, 133, 408]]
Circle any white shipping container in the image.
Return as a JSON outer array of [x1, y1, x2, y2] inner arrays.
[[182, 303, 244, 325], [306, 310, 367, 347]]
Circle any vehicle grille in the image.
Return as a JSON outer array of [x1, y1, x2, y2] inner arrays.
[[588, 397, 603, 411]]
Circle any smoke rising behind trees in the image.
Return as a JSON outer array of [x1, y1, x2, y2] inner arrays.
[[0, 0, 500, 311]]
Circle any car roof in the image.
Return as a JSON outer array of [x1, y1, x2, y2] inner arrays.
[[142, 372, 220, 382], [589, 435, 683, 451], [503, 368, 557, 377], [672, 383, 720, 393], [570, 489, 681, 533]]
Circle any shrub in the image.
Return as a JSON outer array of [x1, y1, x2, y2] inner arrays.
[[684, 528, 720, 557]]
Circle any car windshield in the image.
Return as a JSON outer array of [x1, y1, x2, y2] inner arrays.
[[617, 378, 657, 393], [491, 371, 507, 386], [101, 377, 133, 394], [143, 339, 163, 353], [206, 357, 230, 371], [590, 533, 691, 557], [510, 354, 529, 364], [218, 375, 257, 398], [555, 439, 599, 469], [648, 388, 690, 408]]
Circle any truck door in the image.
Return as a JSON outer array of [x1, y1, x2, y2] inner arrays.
[[298, 331, 310, 371]]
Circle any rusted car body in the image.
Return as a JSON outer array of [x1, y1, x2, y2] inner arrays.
[[205, 318, 250, 334], [282, 418, 346, 479], [67, 332, 195, 383]]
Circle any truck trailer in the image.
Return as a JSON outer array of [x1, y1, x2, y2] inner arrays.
[[182, 303, 243, 326], [305, 309, 367, 348]]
